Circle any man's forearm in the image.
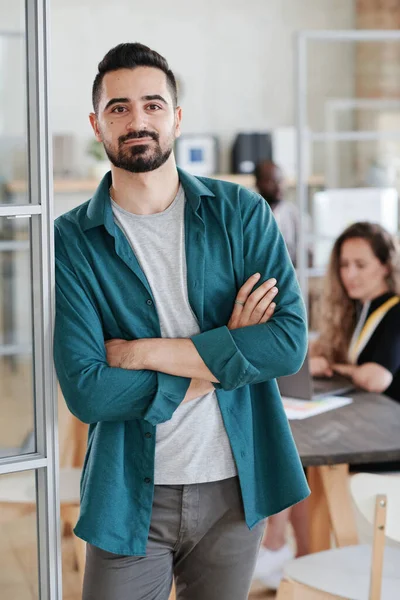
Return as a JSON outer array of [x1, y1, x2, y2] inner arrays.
[[133, 338, 219, 382]]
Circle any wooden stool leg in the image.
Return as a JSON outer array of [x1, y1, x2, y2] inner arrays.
[[276, 579, 296, 599], [369, 494, 386, 600], [319, 464, 358, 547], [72, 533, 86, 587], [62, 521, 74, 537], [286, 581, 344, 599], [168, 581, 176, 600], [307, 466, 331, 553], [61, 505, 85, 585]]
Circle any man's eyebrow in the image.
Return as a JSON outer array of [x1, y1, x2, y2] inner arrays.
[[104, 97, 130, 111], [142, 94, 168, 105], [104, 95, 169, 111]]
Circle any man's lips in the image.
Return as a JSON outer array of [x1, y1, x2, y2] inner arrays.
[[123, 137, 153, 145]]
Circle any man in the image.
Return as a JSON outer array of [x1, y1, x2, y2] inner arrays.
[[54, 43, 309, 600], [255, 160, 305, 266]]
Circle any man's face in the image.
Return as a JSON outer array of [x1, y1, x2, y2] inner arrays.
[[256, 164, 285, 207], [89, 67, 181, 173]]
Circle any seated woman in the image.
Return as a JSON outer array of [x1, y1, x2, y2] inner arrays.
[[253, 221, 400, 590], [310, 221, 400, 400]]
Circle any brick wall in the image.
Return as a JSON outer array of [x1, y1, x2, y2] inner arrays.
[[355, 0, 400, 185]]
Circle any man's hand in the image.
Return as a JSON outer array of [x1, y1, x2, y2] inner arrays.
[[105, 339, 137, 369], [228, 273, 278, 330], [104, 273, 278, 390]]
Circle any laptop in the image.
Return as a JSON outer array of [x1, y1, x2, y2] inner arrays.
[[277, 354, 355, 400]]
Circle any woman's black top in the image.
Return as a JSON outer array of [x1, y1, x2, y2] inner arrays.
[[357, 292, 400, 402]]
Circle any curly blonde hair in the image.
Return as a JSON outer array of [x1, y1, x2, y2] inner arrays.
[[314, 222, 400, 363]]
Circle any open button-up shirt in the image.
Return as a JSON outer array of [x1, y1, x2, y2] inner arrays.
[[54, 168, 309, 555]]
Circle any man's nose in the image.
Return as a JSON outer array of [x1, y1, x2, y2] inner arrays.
[[126, 107, 146, 131]]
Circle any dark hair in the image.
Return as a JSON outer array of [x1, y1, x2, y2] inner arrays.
[[92, 43, 178, 114], [253, 160, 280, 181]]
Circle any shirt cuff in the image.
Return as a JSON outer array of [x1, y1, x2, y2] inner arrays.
[[191, 326, 260, 391], [143, 372, 191, 425]]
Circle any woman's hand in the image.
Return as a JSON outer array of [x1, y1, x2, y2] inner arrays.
[[332, 363, 356, 379], [228, 273, 278, 330], [333, 362, 393, 393], [309, 356, 333, 378]]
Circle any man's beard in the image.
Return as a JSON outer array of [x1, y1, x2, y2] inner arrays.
[[262, 193, 282, 209], [103, 130, 173, 173]]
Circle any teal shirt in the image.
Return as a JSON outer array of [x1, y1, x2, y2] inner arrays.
[[54, 168, 310, 555]]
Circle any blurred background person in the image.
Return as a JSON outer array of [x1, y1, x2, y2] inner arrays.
[[252, 501, 308, 590], [254, 160, 312, 267], [253, 221, 400, 591]]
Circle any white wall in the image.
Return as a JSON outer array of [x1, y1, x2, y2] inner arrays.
[[0, 1, 27, 179], [0, 0, 25, 134], [50, 0, 355, 175], [0, 0, 25, 30]]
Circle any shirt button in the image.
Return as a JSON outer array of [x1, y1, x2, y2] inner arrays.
[[241, 450, 246, 458], [146, 299, 153, 306], [144, 477, 151, 484], [145, 432, 152, 438]]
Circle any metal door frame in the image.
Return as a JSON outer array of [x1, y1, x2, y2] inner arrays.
[[0, 1, 61, 598]]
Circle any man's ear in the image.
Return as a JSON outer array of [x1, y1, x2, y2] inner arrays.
[[89, 112, 102, 142], [174, 106, 182, 139]]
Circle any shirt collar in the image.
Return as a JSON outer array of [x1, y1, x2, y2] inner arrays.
[[368, 291, 396, 314], [82, 167, 215, 232]]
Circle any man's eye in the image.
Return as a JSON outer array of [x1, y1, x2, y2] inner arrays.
[[147, 104, 161, 111], [112, 106, 127, 113]]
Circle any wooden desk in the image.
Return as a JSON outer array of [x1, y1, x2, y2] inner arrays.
[[290, 392, 400, 552]]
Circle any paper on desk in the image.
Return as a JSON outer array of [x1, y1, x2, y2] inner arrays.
[[282, 396, 353, 420]]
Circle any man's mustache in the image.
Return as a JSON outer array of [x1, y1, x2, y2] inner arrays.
[[119, 131, 159, 145]]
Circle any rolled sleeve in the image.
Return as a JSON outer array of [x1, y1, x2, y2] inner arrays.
[[144, 372, 191, 425], [192, 192, 307, 392], [191, 325, 260, 391], [55, 226, 191, 425]]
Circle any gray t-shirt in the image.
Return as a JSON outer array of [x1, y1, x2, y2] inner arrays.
[[273, 201, 299, 265], [111, 186, 237, 484], [273, 200, 312, 267]]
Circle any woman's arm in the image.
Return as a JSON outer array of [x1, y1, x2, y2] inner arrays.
[[333, 362, 393, 394], [334, 303, 400, 395]]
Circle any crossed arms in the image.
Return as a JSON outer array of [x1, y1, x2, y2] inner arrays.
[[105, 274, 278, 402], [54, 196, 307, 425]]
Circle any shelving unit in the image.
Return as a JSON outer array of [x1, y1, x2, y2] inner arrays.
[[4, 172, 325, 194], [295, 29, 400, 304]]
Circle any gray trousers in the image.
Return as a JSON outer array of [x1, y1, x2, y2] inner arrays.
[[82, 477, 264, 600]]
